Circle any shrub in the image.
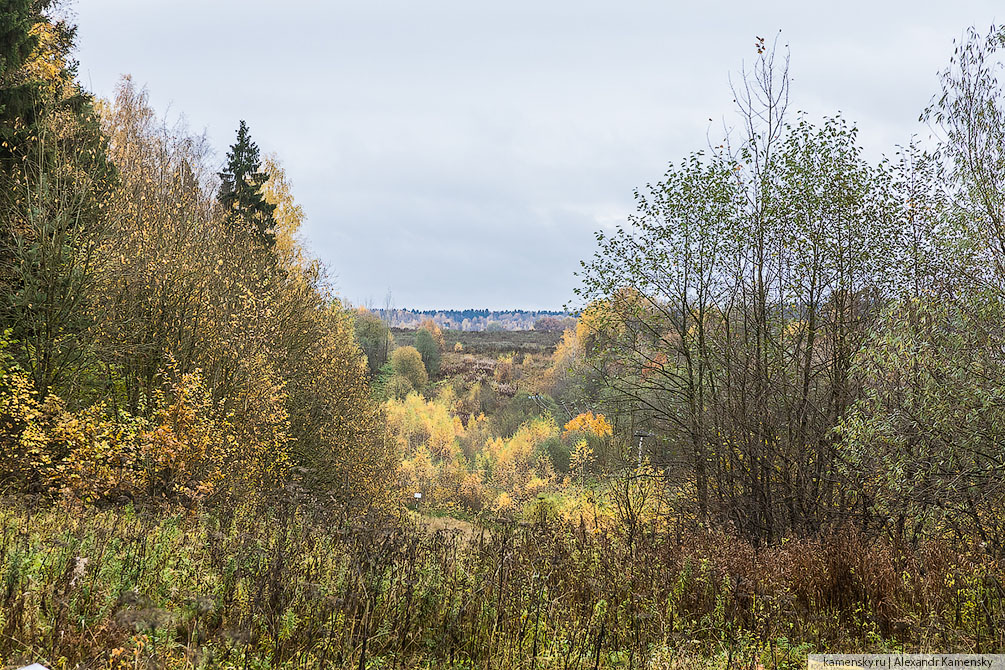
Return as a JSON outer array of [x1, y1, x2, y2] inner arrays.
[[139, 369, 230, 500], [0, 353, 294, 504], [414, 328, 441, 377], [385, 374, 414, 400], [391, 346, 428, 390], [494, 353, 514, 384], [539, 434, 571, 472], [353, 307, 394, 375]]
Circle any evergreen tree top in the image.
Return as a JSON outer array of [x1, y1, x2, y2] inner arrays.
[[218, 119, 276, 247]]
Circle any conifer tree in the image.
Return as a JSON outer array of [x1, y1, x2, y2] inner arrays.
[[217, 120, 277, 246], [0, 0, 38, 141], [0, 1, 114, 398]]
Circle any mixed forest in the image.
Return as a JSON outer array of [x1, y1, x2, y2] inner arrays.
[[3, 4, 1005, 668], [376, 309, 575, 332]]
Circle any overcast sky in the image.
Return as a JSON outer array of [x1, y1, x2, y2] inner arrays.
[[73, 1, 1000, 310]]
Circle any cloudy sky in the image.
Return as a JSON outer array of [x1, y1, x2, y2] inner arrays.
[[73, 1, 1000, 310]]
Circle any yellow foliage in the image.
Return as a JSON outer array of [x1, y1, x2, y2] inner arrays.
[[494, 354, 515, 384], [554, 328, 581, 364], [436, 385, 458, 411], [563, 412, 613, 439], [0, 358, 293, 504], [539, 327, 584, 395], [230, 357, 294, 491], [493, 491, 516, 515], [385, 387, 564, 512], [0, 365, 47, 484], [385, 375, 413, 400], [140, 369, 229, 499], [391, 346, 428, 390], [458, 412, 492, 460], [576, 299, 613, 342], [387, 393, 474, 508], [486, 416, 557, 496], [50, 402, 146, 502], [570, 438, 594, 478], [25, 21, 75, 96], [385, 392, 461, 462], [458, 472, 486, 510], [400, 446, 436, 494], [575, 291, 646, 345], [418, 318, 445, 350], [260, 153, 306, 269], [3, 77, 396, 515]]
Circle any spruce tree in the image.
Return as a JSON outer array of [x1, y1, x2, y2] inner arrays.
[[0, 1, 36, 101], [218, 120, 277, 246], [0, 0, 41, 173]]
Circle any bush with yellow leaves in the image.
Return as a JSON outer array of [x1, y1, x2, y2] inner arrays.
[[388, 391, 466, 507], [562, 411, 613, 438], [0, 348, 291, 504], [47, 401, 147, 502], [0, 355, 54, 491], [484, 415, 557, 500], [138, 368, 230, 500], [560, 411, 614, 474]]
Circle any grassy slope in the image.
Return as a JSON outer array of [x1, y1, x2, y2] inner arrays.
[[7, 498, 999, 669]]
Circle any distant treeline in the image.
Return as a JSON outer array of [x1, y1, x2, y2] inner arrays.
[[378, 308, 575, 331]]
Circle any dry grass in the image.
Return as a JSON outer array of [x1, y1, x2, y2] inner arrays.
[[2, 496, 1004, 669]]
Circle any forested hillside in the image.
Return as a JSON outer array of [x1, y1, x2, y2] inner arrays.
[[379, 308, 575, 331], [4, 5, 1005, 669], [0, 4, 395, 508]]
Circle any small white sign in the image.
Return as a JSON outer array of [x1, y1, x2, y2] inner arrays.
[[809, 654, 1005, 669], [414, 492, 422, 499]]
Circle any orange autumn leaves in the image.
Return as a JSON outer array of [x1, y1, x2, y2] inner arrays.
[[563, 411, 613, 439]]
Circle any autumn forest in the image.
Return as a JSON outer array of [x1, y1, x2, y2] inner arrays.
[[4, 3, 1005, 669]]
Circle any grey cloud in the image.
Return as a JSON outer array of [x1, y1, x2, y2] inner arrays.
[[74, 0, 1001, 309]]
